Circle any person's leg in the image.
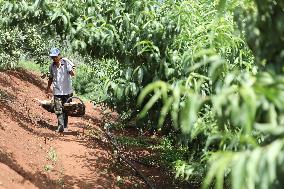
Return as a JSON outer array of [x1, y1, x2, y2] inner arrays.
[[62, 94, 73, 129], [63, 112, 68, 128], [54, 96, 64, 132]]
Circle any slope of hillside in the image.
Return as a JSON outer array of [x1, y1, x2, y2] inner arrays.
[[0, 69, 120, 189], [0, 68, 194, 189]]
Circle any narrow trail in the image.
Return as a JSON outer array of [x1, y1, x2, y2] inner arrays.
[[44, 106, 117, 189], [0, 69, 192, 189], [0, 69, 120, 189]]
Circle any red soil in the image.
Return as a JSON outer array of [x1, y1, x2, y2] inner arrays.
[[0, 69, 120, 189], [0, 69, 193, 189]]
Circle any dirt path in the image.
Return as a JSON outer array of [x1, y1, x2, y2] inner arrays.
[[0, 69, 120, 189], [0, 69, 194, 189], [49, 106, 118, 189]]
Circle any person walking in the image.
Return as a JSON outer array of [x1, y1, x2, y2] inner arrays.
[[46, 48, 75, 132]]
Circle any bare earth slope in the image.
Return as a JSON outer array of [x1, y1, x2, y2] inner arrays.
[[0, 69, 194, 189], [0, 69, 118, 189]]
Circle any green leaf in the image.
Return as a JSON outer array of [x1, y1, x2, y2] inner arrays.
[[125, 68, 132, 80], [180, 93, 203, 134], [232, 153, 246, 189], [158, 97, 174, 127], [139, 90, 162, 118]]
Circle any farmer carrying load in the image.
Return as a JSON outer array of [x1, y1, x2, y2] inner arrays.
[[46, 48, 75, 132]]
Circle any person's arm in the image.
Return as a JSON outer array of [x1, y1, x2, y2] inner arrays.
[[46, 65, 53, 95], [65, 58, 75, 76], [69, 69, 75, 76]]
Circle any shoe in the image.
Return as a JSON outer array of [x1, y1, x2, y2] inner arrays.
[[56, 126, 64, 133], [64, 128, 69, 132]]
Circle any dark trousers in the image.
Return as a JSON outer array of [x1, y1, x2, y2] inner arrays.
[[53, 93, 73, 132]]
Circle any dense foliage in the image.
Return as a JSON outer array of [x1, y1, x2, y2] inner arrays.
[[0, 0, 251, 112], [1, 0, 284, 188]]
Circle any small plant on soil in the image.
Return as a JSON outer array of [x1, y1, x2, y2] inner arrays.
[[47, 147, 58, 162], [56, 177, 65, 186], [43, 164, 53, 172], [116, 136, 154, 148], [116, 176, 124, 187]]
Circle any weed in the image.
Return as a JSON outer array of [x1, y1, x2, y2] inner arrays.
[[17, 61, 41, 72], [116, 176, 124, 187], [43, 164, 53, 172], [47, 147, 58, 162], [116, 136, 154, 148], [56, 177, 64, 186]]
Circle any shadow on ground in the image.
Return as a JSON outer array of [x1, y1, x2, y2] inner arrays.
[[7, 69, 47, 91], [0, 150, 58, 189], [0, 100, 58, 138]]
